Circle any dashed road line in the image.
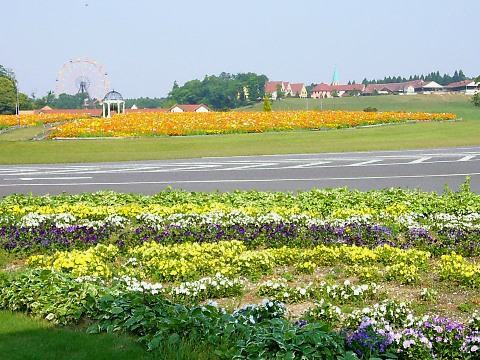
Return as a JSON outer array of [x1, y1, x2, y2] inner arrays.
[[458, 155, 476, 162], [408, 157, 433, 164], [346, 159, 382, 166]]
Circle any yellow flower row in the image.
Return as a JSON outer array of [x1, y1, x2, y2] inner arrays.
[[25, 241, 432, 284], [0, 113, 90, 127], [46, 110, 457, 138], [27, 244, 118, 278], [0, 202, 410, 219]]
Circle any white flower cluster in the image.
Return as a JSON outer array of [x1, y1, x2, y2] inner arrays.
[[104, 214, 129, 227], [15, 212, 129, 230], [19, 213, 60, 227], [469, 310, 480, 331], [391, 212, 422, 229], [430, 212, 480, 230], [118, 275, 164, 295], [344, 299, 415, 329], [135, 213, 165, 230], [303, 298, 343, 324], [322, 280, 383, 303], [170, 273, 244, 301], [257, 278, 383, 304]]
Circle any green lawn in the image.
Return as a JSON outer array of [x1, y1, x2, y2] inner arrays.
[[0, 93, 479, 165], [0, 311, 216, 360]]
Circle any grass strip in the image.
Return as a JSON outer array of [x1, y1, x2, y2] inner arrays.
[[0, 310, 217, 360]]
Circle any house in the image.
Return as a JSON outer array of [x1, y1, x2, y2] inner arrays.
[[331, 84, 365, 97], [264, 81, 290, 100], [310, 83, 365, 98], [414, 81, 443, 93], [310, 83, 333, 98], [362, 83, 403, 96], [444, 80, 480, 95], [290, 83, 308, 98], [361, 80, 443, 96], [169, 104, 212, 113]]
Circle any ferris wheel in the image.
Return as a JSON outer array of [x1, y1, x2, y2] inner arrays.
[[55, 57, 110, 101]]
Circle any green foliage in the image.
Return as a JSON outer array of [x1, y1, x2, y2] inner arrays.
[[263, 95, 272, 111], [0, 269, 104, 324], [168, 72, 267, 110], [0, 77, 16, 114], [52, 93, 89, 109], [471, 92, 480, 107], [124, 97, 172, 109]]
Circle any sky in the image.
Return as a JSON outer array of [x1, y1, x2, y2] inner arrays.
[[2, 0, 479, 99]]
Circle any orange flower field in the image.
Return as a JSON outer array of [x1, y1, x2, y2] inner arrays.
[[45, 110, 456, 138], [0, 113, 91, 128]]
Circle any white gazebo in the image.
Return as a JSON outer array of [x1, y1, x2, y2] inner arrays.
[[102, 90, 125, 118]]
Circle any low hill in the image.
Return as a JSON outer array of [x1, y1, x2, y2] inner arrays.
[[238, 93, 479, 121]]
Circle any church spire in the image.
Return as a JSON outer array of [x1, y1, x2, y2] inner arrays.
[[332, 66, 339, 86]]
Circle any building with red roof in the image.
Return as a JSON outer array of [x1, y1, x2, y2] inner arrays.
[[444, 79, 479, 94]]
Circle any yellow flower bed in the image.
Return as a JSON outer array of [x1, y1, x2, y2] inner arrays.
[[26, 244, 118, 278], [0, 113, 91, 127], [25, 241, 433, 285], [438, 253, 480, 288], [46, 110, 457, 138]]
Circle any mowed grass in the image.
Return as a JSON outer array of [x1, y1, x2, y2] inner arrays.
[[0, 94, 479, 164], [0, 311, 217, 360]]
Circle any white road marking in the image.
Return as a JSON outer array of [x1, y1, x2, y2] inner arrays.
[[17, 177, 93, 181], [285, 161, 331, 169], [1, 172, 478, 187], [218, 163, 277, 171], [409, 157, 432, 164], [346, 159, 382, 166], [458, 155, 475, 162]]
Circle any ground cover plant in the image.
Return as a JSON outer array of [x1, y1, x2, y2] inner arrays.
[[1, 185, 480, 359]]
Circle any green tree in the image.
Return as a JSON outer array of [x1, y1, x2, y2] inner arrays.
[[168, 72, 268, 110], [51, 93, 88, 109], [0, 77, 16, 114], [263, 95, 272, 111], [0, 65, 15, 83], [18, 93, 34, 110]]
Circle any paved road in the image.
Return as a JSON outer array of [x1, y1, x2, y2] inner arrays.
[[1, 146, 479, 196]]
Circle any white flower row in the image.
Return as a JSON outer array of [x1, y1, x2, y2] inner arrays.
[[5, 210, 480, 231], [257, 278, 383, 303]]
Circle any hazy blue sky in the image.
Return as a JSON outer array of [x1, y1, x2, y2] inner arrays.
[[3, 0, 479, 99]]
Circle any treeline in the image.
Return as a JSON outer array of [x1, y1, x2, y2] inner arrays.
[[124, 97, 172, 109], [167, 72, 268, 111], [360, 69, 468, 86]]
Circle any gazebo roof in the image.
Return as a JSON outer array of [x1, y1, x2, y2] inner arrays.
[[103, 90, 123, 101]]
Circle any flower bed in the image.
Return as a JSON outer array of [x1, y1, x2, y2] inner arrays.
[[46, 110, 457, 138], [0, 113, 91, 128], [1, 186, 479, 359]]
